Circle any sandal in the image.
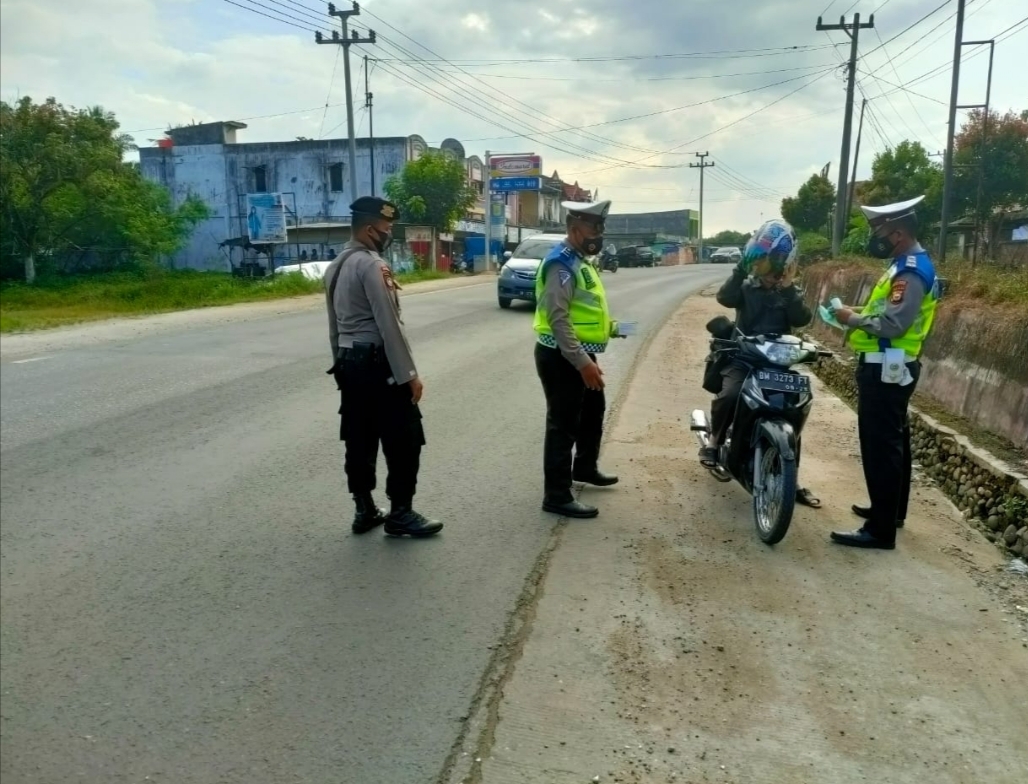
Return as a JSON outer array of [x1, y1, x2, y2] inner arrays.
[[796, 487, 821, 509]]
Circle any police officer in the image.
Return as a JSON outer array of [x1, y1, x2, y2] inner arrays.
[[829, 195, 939, 550], [325, 197, 443, 538], [534, 199, 625, 519]]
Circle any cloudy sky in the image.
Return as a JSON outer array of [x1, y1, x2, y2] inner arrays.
[[1, 0, 1024, 233]]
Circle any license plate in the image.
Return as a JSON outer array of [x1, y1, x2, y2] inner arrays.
[[756, 369, 810, 393]]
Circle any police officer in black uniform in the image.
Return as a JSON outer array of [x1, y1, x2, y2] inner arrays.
[[325, 197, 443, 537]]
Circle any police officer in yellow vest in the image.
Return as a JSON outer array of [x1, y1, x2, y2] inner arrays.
[[828, 195, 940, 550], [534, 199, 626, 519]]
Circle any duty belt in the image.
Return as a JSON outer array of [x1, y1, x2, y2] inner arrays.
[[857, 351, 919, 365], [537, 333, 607, 354]]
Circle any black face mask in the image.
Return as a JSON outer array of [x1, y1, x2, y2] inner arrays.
[[867, 232, 897, 259], [581, 234, 604, 256], [369, 227, 393, 253]]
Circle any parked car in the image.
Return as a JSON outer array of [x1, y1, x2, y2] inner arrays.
[[497, 233, 565, 308], [710, 246, 743, 264], [617, 245, 655, 268]]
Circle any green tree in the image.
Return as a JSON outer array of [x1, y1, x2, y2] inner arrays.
[[384, 150, 477, 261], [861, 140, 943, 236], [704, 229, 751, 247], [780, 174, 835, 233], [0, 96, 207, 282], [952, 108, 1028, 253]]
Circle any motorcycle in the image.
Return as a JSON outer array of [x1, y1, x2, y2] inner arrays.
[[690, 321, 832, 545], [600, 245, 619, 273]]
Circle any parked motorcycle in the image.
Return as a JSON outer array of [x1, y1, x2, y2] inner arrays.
[[599, 245, 619, 273], [691, 323, 832, 545]]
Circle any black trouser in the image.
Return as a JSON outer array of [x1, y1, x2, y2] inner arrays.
[[334, 350, 425, 508], [710, 363, 748, 445], [856, 359, 920, 542], [535, 343, 605, 504]]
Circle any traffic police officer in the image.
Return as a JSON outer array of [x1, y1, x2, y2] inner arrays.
[[534, 199, 625, 519], [829, 195, 939, 550], [325, 197, 443, 538]]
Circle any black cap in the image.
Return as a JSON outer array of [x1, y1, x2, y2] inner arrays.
[[350, 196, 400, 222]]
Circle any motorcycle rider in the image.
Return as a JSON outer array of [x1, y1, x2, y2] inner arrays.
[[699, 219, 821, 509]]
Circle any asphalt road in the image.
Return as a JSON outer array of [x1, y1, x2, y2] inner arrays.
[[0, 264, 725, 783]]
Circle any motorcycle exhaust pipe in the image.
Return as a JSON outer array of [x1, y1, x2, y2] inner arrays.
[[690, 409, 710, 447]]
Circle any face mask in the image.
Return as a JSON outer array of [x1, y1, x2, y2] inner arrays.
[[369, 227, 393, 253], [581, 234, 604, 256], [867, 232, 897, 259]]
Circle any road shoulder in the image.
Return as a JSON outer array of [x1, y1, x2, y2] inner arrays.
[[473, 289, 1028, 784], [0, 274, 491, 360]]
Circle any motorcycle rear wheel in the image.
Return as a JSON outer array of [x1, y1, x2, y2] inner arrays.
[[752, 438, 797, 545]]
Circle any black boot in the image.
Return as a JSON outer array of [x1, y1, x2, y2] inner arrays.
[[572, 466, 619, 487], [385, 505, 444, 537], [852, 504, 904, 528], [352, 493, 386, 534]]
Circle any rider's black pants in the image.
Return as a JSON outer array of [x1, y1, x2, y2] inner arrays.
[[710, 363, 747, 445]]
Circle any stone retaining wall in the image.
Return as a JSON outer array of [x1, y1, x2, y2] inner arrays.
[[814, 353, 1028, 558]]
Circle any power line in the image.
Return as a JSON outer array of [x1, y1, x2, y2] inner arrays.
[[318, 46, 341, 139], [566, 68, 836, 177], [369, 44, 838, 66], [379, 61, 837, 84], [219, 0, 326, 34], [870, 27, 942, 144]]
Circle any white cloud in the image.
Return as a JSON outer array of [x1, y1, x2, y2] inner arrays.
[[0, 0, 1024, 233], [460, 13, 489, 32]]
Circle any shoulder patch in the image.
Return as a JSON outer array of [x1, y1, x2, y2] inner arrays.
[[557, 268, 573, 287], [380, 263, 401, 291], [905, 255, 918, 268], [889, 278, 907, 304]]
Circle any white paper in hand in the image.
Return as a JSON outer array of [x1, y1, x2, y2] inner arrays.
[[616, 321, 638, 337]]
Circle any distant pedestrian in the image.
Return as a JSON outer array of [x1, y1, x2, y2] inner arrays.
[[534, 199, 625, 519], [828, 195, 940, 550], [324, 197, 443, 538]]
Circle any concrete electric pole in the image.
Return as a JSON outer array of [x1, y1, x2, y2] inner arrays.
[[816, 12, 875, 257], [316, 2, 376, 204], [689, 152, 714, 262], [365, 54, 375, 195]]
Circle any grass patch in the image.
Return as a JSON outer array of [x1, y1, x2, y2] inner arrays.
[[0, 267, 452, 332], [807, 254, 1028, 308]]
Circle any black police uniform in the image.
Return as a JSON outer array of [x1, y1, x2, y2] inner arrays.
[[325, 197, 442, 537]]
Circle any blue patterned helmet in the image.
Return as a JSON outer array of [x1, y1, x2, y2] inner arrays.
[[743, 219, 798, 278]]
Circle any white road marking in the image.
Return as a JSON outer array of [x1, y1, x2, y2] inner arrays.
[[11, 356, 52, 364]]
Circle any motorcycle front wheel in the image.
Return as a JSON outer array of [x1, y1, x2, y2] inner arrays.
[[752, 438, 797, 545]]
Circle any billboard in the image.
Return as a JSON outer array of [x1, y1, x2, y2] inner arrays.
[[489, 155, 542, 179], [245, 192, 288, 244]]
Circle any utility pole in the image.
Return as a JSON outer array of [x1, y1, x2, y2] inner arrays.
[[817, 12, 875, 257], [845, 97, 867, 221], [316, 2, 376, 204], [484, 149, 491, 272], [689, 152, 714, 262], [938, 0, 994, 265], [365, 54, 375, 195], [938, 0, 967, 262]]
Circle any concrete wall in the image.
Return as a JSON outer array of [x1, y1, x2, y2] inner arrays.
[[801, 263, 1028, 449]]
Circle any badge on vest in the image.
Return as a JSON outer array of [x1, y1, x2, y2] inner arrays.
[[580, 266, 597, 290], [905, 256, 918, 268]]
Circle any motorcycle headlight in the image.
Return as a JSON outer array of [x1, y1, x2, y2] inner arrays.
[[758, 341, 808, 367]]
